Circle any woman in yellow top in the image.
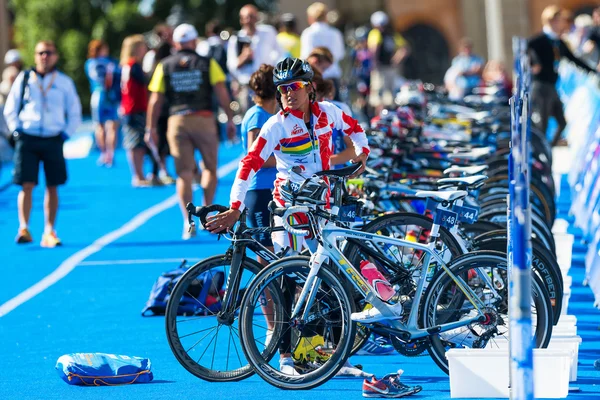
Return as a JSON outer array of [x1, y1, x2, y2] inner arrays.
[[277, 13, 301, 58]]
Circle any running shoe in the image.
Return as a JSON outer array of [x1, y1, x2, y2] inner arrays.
[[15, 228, 33, 244], [362, 369, 422, 398], [41, 231, 62, 248], [182, 223, 197, 240], [356, 334, 396, 356]]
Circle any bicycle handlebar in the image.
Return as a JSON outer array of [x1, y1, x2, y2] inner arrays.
[[186, 203, 230, 229], [268, 201, 312, 237]]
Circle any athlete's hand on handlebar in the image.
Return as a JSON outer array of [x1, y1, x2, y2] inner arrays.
[[349, 153, 368, 178], [205, 209, 241, 233]]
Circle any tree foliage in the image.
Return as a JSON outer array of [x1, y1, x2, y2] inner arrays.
[[8, 0, 277, 112]]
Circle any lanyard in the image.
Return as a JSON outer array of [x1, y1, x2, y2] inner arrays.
[[31, 71, 57, 98]]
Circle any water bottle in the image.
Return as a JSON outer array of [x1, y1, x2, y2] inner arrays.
[[360, 260, 396, 301], [425, 262, 437, 282]]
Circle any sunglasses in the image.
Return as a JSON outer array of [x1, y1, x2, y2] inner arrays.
[[277, 81, 309, 94], [37, 51, 55, 56]]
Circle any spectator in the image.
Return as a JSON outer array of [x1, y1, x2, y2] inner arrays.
[[444, 37, 484, 101], [583, 7, 600, 70], [227, 4, 282, 113], [277, 13, 301, 59], [528, 6, 597, 146], [350, 27, 373, 117], [368, 11, 409, 114], [300, 2, 345, 99], [4, 49, 23, 71], [120, 34, 154, 188], [84, 40, 121, 167], [3, 40, 82, 246], [307, 46, 333, 75], [146, 24, 236, 239], [142, 24, 174, 76]]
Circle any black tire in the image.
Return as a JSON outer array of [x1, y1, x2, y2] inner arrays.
[[473, 238, 564, 324], [239, 256, 356, 390], [165, 254, 263, 382], [420, 250, 553, 374]]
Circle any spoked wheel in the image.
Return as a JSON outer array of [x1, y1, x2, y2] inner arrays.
[[165, 255, 263, 382], [420, 250, 553, 374], [239, 256, 356, 390]]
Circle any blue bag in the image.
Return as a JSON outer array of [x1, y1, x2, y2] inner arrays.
[[56, 353, 153, 386], [141, 261, 225, 316]]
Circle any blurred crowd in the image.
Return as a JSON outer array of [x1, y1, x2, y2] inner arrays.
[[1, 3, 600, 246]]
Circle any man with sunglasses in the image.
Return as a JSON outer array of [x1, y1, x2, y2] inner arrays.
[[3, 41, 82, 247]]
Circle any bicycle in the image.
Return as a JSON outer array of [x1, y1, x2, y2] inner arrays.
[[237, 170, 553, 389]]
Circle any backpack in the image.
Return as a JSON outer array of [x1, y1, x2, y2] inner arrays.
[[141, 261, 225, 316], [56, 353, 153, 386]]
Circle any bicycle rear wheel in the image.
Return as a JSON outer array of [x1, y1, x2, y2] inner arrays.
[[421, 250, 553, 374], [165, 254, 263, 382]]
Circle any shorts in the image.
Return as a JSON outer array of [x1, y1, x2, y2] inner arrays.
[[167, 114, 218, 175], [122, 112, 146, 150], [245, 189, 274, 247], [369, 66, 397, 107], [13, 133, 67, 186], [91, 91, 119, 124]]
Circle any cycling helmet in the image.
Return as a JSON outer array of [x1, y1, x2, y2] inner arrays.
[[280, 176, 329, 206], [273, 57, 314, 86]]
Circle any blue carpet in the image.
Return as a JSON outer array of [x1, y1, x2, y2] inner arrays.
[[0, 151, 599, 399]]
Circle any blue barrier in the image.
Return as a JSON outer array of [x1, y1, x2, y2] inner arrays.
[[559, 61, 600, 307], [507, 37, 534, 400]]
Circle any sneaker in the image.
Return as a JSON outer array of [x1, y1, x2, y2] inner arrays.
[[356, 335, 396, 356], [182, 224, 197, 240], [41, 231, 62, 248], [351, 302, 403, 324], [362, 370, 422, 398], [15, 228, 33, 244], [279, 357, 300, 376], [158, 171, 176, 185]]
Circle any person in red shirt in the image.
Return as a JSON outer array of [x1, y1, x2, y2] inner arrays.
[[120, 35, 152, 187]]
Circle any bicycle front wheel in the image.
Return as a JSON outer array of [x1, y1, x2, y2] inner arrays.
[[239, 256, 356, 390], [165, 254, 263, 382]]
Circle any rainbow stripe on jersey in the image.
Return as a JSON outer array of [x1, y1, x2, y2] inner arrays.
[[279, 134, 317, 155]]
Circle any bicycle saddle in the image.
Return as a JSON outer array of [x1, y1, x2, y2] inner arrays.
[[437, 175, 488, 188], [315, 163, 361, 178], [443, 165, 488, 176], [451, 147, 492, 161], [414, 190, 468, 203]]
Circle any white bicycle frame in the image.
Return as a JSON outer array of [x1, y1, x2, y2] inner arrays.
[[282, 205, 489, 340]]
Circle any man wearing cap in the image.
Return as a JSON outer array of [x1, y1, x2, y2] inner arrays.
[[146, 23, 236, 239]]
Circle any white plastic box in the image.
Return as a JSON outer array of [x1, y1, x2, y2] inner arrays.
[[557, 314, 577, 327], [447, 348, 572, 398], [486, 334, 581, 382]]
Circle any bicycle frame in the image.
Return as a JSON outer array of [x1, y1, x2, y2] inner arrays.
[[290, 223, 488, 340]]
